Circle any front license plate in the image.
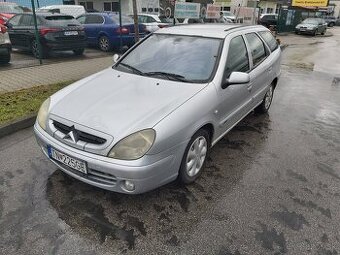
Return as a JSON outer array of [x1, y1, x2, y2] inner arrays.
[[48, 146, 87, 174], [64, 31, 78, 36]]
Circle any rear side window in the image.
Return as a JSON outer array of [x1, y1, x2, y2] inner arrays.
[[245, 33, 267, 67], [20, 15, 33, 26], [258, 31, 278, 52], [225, 35, 250, 77], [85, 15, 104, 24]]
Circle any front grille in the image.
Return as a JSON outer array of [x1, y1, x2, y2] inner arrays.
[[53, 121, 106, 145]]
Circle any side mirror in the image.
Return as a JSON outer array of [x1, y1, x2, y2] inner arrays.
[[222, 72, 250, 89], [113, 54, 120, 64]]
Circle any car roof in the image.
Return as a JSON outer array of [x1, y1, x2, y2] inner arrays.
[[138, 13, 158, 17], [0, 2, 18, 5], [155, 24, 266, 39]]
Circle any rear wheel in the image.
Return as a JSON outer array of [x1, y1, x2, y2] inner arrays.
[[0, 48, 10, 64], [98, 36, 112, 52], [329, 22, 334, 27], [178, 129, 210, 184], [31, 39, 48, 59], [73, 48, 85, 56], [255, 84, 274, 114]]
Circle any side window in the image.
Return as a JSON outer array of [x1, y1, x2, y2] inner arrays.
[[245, 33, 267, 67], [8, 15, 21, 26], [258, 31, 278, 52], [86, 15, 104, 24], [20, 15, 33, 26], [77, 15, 86, 24], [147, 16, 156, 23], [225, 35, 250, 77]]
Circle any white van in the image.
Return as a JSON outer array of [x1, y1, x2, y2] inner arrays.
[[38, 5, 86, 18]]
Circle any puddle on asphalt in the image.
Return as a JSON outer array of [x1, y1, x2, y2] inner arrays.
[[46, 113, 272, 253]]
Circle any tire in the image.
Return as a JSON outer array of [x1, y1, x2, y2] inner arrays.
[[313, 29, 317, 36], [329, 22, 334, 27], [73, 48, 85, 56], [0, 49, 10, 64], [31, 39, 48, 59], [98, 35, 112, 52], [321, 31, 325, 35], [178, 129, 210, 184], [255, 84, 274, 114]]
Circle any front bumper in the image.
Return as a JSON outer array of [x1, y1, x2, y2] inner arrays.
[[295, 28, 316, 34], [34, 122, 185, 194]]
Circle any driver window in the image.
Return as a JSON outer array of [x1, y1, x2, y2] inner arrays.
[[225, 35, 250, 78]]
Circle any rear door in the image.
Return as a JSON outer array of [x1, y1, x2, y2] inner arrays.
[[217, 34, 253, 133], [84, 14, 104, 44], [6, 14, 22, 47], [244, 32, 271, 108], [17, 14, 34, 48]]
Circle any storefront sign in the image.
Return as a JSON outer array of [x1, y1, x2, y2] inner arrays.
[[174, 2, 201, 18], [291, 0, 328, 7]]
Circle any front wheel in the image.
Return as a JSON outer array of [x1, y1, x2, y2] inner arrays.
[[255, 84, 274, 114], [178, 129, 210, 184], [31, 39, 48, 59], [0, 48, 10, 64], [73, 48, 85, 56]]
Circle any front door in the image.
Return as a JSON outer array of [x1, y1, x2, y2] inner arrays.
[[216, 35, 253, 136]]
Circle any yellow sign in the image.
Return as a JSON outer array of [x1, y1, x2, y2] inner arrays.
[[292, 0, 328, 7]]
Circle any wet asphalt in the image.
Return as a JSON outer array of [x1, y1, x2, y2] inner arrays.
[[1, 28, 340, 255]]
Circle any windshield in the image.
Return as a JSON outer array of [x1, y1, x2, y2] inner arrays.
[[302, 18, 318, 25], [159, 16, 170, 23], [0, 4, 24, 14], [44, 15, 80, 26], [224, 12, 232, 16], [116, 34, 221, 82]]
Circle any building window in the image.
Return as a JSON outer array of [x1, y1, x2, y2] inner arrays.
[[79, 1, 93, 10], [267, 8, 274, 13], [104, 2, 120, 12]]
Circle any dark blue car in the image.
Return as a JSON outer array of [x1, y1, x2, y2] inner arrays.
[[77, 13, 147, 52]]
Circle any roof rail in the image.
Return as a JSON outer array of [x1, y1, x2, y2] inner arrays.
[[224, 24, 260, 31]]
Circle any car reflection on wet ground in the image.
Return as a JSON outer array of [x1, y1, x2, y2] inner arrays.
[[1, 28, 340, 255]]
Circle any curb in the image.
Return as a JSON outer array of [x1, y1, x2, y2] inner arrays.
[[0, 114, 36, 139]]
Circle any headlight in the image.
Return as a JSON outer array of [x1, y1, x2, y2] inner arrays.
[[37, 97, 50, 130], [108, 129, 156, 160]]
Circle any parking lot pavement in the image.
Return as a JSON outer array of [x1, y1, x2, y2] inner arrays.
[[0, 55, 113, 93], [1, 47, 112, 71], [0, 28, 340, 255]]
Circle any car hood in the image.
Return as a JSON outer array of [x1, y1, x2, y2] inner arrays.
[[297, 23, 317, 28], [50, 68, 206, 141]]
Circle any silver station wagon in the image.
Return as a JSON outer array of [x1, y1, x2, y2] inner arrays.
[[34, 24, 281, 194]]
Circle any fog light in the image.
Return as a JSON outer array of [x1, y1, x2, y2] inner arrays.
[[123, 180, 135, 192]]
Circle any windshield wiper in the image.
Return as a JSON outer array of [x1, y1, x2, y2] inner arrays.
[[144, 72, 189, 82], [118, 63, 145, 76]]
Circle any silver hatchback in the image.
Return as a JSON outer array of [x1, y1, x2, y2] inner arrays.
[[34, 24, 281, 194]]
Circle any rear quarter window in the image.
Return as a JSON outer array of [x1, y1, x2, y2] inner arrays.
[[258, 31, 278, 52]]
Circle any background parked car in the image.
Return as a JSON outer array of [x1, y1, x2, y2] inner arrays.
[[0, 24, 11, 64], [323, 16, 337, 27], [6, 13, 87, 58], [77, 13, 146, 52], [221, 11, 236, 23], [258, 14, 278, 29], [37, 5, 86, 18], [295, 18, 327, 36], [0, 2, 24, 25], [137, 14, 169, 33]]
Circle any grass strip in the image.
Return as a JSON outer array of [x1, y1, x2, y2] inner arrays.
[[0, 80, 74, 126]]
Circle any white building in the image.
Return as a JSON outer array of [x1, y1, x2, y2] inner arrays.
[[75, 0, 160, 15]]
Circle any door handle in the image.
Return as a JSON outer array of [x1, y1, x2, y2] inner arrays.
[[267, 67, 273, 72]]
